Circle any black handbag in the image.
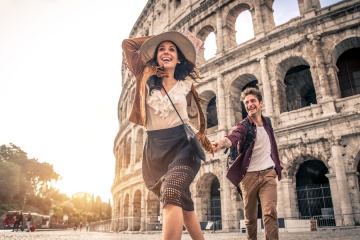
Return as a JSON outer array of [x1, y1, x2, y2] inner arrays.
[[162, 83, 206, 161]]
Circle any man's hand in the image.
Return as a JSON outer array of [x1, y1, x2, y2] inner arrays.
[[210, 137, 232, 156]]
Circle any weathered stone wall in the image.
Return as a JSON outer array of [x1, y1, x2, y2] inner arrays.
[[112, 0, 360, 231]]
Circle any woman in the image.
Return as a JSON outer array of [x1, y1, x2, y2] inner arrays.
[[122, 31, 210, 240]]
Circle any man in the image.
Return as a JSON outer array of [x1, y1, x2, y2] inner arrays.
[[12, 210, 23, 232], [26, 211, 32, 232], [211, 87, 282, 240]]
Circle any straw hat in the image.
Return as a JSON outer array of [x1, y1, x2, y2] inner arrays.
[[139, 31, 196, 65]]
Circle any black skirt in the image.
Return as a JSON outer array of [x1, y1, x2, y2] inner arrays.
[[142, 124, 201, 211]]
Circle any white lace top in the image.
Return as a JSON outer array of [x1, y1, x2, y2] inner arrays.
[[146, 80, 192, 131]]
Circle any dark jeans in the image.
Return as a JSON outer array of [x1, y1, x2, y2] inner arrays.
[[12, 220, 20, 231]]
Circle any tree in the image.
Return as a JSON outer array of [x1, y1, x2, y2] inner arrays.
[[0, 143, 61, 211], [0, 162, 23, 202]]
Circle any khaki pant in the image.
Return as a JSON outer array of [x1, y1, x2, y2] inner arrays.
[[240, 169, 279, 240]]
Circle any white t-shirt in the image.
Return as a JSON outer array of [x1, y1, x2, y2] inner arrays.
[[145, 80, 192, 131], [247, 125, 275, 172]]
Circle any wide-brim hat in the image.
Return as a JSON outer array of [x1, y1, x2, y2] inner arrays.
[[139, 31, 196, 65]]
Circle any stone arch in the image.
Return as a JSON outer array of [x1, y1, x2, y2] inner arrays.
[[199, 90, 218, 133], [224, 2, 252, 49], [133, 189, 142, 231], [146, 191, 160, 231], [196, 172, 222, 225], [274, 56, 317, 113], [295, 159, 333, 219], [235, 8, 254, 44], [227, 74, 258, 127], [135, 128, 144, 163], [196, 24, 217, 64], [337, 47, 360, 98], [324, 35, 360, 98]]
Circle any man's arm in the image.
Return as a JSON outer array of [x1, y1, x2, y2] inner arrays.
[[211, 137, 232, 154]]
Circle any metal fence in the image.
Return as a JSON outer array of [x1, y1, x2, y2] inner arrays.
[[89, 213, 360, 233]]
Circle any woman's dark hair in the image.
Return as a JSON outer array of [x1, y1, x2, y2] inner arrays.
[[146, 41, 201, 94]]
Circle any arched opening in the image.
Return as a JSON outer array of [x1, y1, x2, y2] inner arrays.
[[285, 65, 317, 111], [209, 177, 222, 230], [197, 25, 216, 64], [196, 173, 222, 227], [296, 160, 334, 226], [241, 80, 258, 119], [236, 10, 254, 44], [207, 96, 218, 128], [204, 31, 216, 60], [133, 190, 142, 231], [336, 48, 360, 98]]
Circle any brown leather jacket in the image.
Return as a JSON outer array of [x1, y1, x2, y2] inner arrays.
[[121, 36, 212, 151]]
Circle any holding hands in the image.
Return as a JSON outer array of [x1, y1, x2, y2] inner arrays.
[[210, 137, 232, 156]]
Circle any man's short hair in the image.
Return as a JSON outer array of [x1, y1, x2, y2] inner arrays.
[[240, 87, 263, 102]]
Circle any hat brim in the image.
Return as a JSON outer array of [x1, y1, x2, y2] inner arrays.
[[139, 31, 196, 65]]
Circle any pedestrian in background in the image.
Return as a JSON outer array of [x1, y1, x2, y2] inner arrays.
[[26, 211, 32, 232], [12, 210, 23, 232]]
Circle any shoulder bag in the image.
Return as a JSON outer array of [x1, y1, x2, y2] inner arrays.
[[161, 83, 206, 161]]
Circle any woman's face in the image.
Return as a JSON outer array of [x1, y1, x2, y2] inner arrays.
[[156, 41, 179, 70]]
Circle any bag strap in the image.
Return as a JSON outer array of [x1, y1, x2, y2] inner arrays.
[[161, 82, 206, 135], [190, 84, 206, 135], [161, 83, 185, 125]]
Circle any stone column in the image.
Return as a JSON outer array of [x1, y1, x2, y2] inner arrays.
[[309, 35, 337, 116], [280, 178, 299, 218], [308, 34, 332, 100], [225, 94, 234, 129], [140, 193, 146, 231], [217, 74, 227, 131], [271, 80, 282, 116], [330, 138, 355, 225], [221, 156, 236, 231], [258, 56, 274, 118], [129, 129, 136, 171], [253, 0, 265, 38], [215, 7, 224, 54], [326, 63, 341, 99], [325, 173, 342, 226]]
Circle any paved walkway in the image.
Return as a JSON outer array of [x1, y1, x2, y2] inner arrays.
[[0, 228, 359, 239]]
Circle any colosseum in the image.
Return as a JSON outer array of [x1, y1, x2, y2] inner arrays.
[[111, 0, 360, 232]]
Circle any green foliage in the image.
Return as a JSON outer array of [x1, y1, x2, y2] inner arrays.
[[0, 162, 23, 202], [0, 143, 112, 226]]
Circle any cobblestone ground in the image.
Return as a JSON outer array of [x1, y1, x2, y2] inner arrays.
[[0, 228, 359, 240]]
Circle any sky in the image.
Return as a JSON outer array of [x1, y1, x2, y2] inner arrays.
[[0, 0, 340, 203]]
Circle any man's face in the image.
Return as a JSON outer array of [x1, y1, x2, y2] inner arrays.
[[243, 94, 263, 117]]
